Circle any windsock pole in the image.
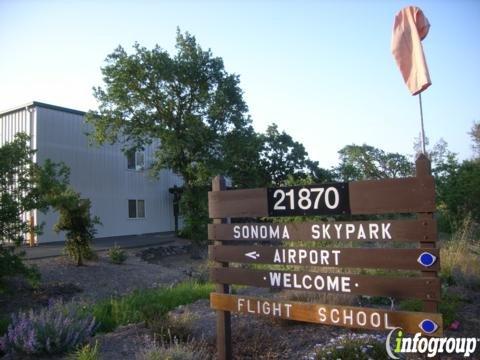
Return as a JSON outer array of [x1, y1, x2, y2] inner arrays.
[[419, 92, 427, 154]]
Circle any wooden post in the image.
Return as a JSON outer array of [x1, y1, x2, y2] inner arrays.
[[212, 176, 232, 359], [415, 154, 438, 313]]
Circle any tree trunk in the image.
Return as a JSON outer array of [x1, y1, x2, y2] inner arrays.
[[76, 239, 83, 266]]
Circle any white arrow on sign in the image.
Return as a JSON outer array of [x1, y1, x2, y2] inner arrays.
[[245, 251, 260, 260]]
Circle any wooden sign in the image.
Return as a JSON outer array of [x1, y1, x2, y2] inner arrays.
[[210, 267, 441, 300], [210, 293, 443, 337], [209, 155, 442, 359], [209, 245, 440, 271], [208, 176, 435, 218], [267, 183, 350, 216], [208, 219, 437, 242]]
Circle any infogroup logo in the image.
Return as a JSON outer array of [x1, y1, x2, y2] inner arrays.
[[386, 328, 479, 358]]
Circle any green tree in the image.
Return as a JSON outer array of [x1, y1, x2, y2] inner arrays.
[[54, 189, 100, 266], [469, 121, 480, 159], [436, 160, 480, 231], [413, 136, 458, 173], [0, 133, 69, 287], [413, 136, 479, 232], [336, 144, 414, 181], [86, 31, 254, 244], [87, 30, 251, 185], [222, 126, 266, 188], [260, 124, 331, 186]]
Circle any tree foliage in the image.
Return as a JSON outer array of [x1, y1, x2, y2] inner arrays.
[[413, 136, 458, 174], [0, 133, 99, 270], [336, 144, 414, 181], [0, 133, 69, 287], [1, 133, 37, 245], [222, 126, 265, 188], [86, 30, 251, 187], [436, 158, 480, 231], [260, 124, 332, 186], [86, 30, 257, 243], [411, 137, 478, 232], [470, 121, 480, 159], [85, 30, 333, 244], [54, 189, 100, 266], [1, 134, 67, 244]]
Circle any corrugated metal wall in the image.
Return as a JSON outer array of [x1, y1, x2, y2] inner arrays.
[[0, 107, 37, 244], [0, 107, 33, 145], [34, 106, 182, 243]]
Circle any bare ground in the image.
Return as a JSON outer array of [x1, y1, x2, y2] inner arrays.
[[28, 242, 201, 303]]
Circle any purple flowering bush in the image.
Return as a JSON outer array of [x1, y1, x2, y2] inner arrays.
[[0, 299, 97, 355]]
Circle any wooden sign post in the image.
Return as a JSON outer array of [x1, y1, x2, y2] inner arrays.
[[209, 155, 441, 359], [212, 176, 232, 360]]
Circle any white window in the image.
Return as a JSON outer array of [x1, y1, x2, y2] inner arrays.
[[128, 199, 145, 218], [126, 151, 145, 171]]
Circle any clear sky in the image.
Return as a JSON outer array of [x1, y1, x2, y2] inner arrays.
[[1, 0, 479, 168]]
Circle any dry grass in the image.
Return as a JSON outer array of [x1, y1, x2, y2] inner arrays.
[[150, 310, 200, 343], [137, 333, 212, 360], [440, 217, 480, 289]]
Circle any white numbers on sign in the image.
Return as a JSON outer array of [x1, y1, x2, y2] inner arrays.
[[272, 187, 340, 211], [298, 189, 311, 210], [325, 187, 340, 209], [311, 188, 324, 208], [273, 189, 286, 210], [285, 189, 295, 209]]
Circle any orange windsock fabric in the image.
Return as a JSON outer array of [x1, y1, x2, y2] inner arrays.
[[391, 6, 432, 95]]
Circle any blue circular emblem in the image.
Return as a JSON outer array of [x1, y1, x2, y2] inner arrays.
[[417, 252, 436, 267], [419, 319, 438, 334]]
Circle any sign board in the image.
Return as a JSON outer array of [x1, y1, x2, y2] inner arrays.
[[267, 183, 350, 216], [210, 267, 440, 300], [209, 245, 439, 271], [208, 219, 437, 242], [210, 293, 443, 337], [208, 176, 435, 218], [208, 155, 442, 359]]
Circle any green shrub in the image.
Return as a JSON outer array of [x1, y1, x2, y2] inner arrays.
[[107, 244, 127, 264], [54, 189, 101, 266], [438, 292, 463, 327], [93, 281, 213, 333], [69, 340, 100, 360], [398, 298, 422, 312], [0, 299, 97, 355]]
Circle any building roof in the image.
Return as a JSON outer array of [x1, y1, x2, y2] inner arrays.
[[0, 101, 86, 117]]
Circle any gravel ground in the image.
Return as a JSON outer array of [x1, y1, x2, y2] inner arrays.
[[27, 241, 204, 303], [1, 242, 207, 360]]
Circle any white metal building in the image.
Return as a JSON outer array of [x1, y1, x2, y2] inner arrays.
[[0, 102, 182, 243]]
